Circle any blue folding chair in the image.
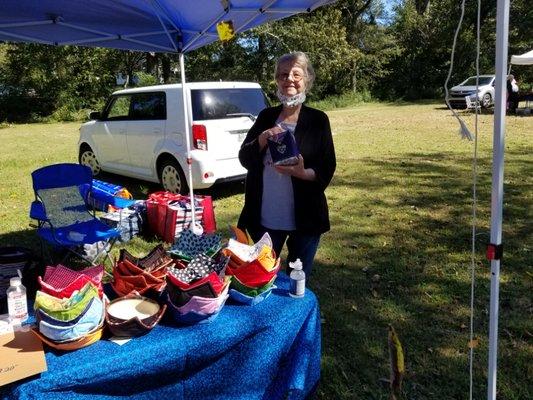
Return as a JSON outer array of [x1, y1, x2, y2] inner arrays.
[[30, 163, 121, 266]]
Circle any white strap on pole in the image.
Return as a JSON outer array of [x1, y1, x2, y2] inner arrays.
[[179, 52, 197, 231], [468, 1, 482, 399], [487, 0, 510, 399]]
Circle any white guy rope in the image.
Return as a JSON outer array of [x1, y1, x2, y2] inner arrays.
[[468, 0, 482, 398], [443, 0, 482, 398], [443, 0, 473, 140]]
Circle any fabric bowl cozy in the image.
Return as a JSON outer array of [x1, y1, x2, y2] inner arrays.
[[32, 326, 104, 351], [169, 229, 222, 260], [43, 264, 104, 288], [39, 274, 103, 299], [226, 257, 280, 288], [34, 282, 100, 321], [106, 294, 166, 337], [173, 284, 229, 315], [165, 293, 225, 325], [167, 270, 225, 295], [119, 245, 172, 272], [165, 279, 221, 307], [38, 296, 105, 342], [230, 274, 276, 296], [228, 287, 275, 306]]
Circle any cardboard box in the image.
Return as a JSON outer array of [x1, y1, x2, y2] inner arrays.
[[0, 324, 47, 386]]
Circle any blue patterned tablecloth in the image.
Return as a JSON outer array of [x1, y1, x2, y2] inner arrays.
[[0, 273, 320, 400]]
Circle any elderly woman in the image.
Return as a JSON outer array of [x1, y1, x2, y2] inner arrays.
[[238, 51, 336, 276]]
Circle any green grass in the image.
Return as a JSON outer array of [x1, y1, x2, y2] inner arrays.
[[0, 103, 531, 399]]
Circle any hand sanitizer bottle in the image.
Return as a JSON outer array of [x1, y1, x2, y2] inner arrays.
[[289, 258, 305, 298], [7, 277, 28, 325]]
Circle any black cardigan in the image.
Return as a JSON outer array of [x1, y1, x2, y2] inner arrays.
[[238, 104, 336, 235]]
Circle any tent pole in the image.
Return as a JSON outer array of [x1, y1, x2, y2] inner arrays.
[[487, 0, 510, 399], [179, 51, 197, 229]]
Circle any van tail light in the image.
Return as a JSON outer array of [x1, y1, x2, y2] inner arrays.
[[192, 124, 207, 150]]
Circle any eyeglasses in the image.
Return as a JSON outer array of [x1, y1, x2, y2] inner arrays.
[[276, 72, 305, 82]]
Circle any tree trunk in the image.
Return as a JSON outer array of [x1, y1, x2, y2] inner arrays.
[[352, 61, 357, 93], [162, 55, 171, 83], [146, 52, 157, 73]]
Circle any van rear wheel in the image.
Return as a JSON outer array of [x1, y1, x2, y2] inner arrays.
[[79, 146, 101, 176], [159, 159, 188, 194]]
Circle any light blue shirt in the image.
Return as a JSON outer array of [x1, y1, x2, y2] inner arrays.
[[261, 121, 296, 231]]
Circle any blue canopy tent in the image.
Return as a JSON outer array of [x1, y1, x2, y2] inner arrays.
[[0, 0, 335, 229], [0, 0, 335, 53]]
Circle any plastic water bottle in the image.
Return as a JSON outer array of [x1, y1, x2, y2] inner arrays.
[[7, 277, 28, 324], [289, 258, 305, 298]]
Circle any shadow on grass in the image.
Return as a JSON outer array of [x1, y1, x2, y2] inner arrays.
[[0, 228, 40, 253], [312, 148, 532, 399]]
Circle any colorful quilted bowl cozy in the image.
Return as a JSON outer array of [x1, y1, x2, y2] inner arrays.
[[167, 270, 226, 296], [228, 286, 275, 306], [32, 325, 104, 351], [172, 284, 229, 316], [43, 264, 104, 287], [119, 245, 172, 273], [226, 257, 281, 289], [106, 294, 166, 337], [230, 274, 276, 297], [34, 282, 100, 322], [223, 233, 273, 267], [168, 229, 222, 261], [111, 270, 161, 297], [166, 278, 225, 307], [118, 259, 167, 280], [164, 291, 227, 325], [39, 264, 104, 299], [37, 296, 105, 342], [112, 260, 166, 297]]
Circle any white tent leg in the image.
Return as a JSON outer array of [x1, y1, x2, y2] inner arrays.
[[487, 0, 510, 399], [179, 52, 197, 230]]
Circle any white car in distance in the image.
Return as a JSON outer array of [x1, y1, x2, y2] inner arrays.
[[79, 82, 268, 193], [448, 75, 495, 109]]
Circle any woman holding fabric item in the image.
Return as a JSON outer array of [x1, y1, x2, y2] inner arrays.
[[238, 51, 336, 276]]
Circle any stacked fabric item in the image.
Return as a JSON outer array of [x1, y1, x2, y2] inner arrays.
[[32, 264, 105, 350], [223, 231, 281, 305], [112, 245, 171, 298], [166, 230, 229, 324], [100, 201, 146, 243], [146, 191, 216, 243], [167, 198, 204, 236]]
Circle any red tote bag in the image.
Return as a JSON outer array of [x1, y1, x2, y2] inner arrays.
[[147, 191, 216, 243]]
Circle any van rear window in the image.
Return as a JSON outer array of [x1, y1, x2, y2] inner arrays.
[[190, 88, 268, 120]]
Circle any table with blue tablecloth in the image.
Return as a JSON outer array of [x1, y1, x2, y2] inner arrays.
[[0, 273, 321, 400]]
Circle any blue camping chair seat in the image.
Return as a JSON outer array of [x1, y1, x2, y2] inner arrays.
[[30, 163, 121, 265]]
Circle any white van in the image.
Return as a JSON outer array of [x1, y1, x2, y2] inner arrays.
[[78, 82, 269, 193]]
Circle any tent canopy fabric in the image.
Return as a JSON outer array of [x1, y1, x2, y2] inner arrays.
[[0, 0, 335, 53], [510, 50, 533, 65]]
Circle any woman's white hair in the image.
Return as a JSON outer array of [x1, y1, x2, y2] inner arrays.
[[274, 51, 315, 93]]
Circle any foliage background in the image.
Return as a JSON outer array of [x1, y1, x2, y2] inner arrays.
[[0, 0, 531, 122]]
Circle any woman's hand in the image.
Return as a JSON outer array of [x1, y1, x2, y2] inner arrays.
[[258, 126, 284, 150], [274, 154, 316, 181]]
